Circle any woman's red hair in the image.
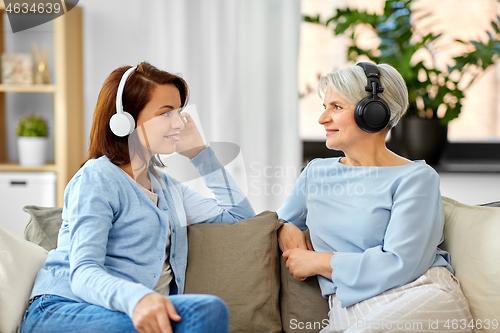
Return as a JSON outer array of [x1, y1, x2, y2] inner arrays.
[[85, 62, 189, 166]]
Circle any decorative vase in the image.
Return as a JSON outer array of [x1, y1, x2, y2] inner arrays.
[[388, 117, 448, 166], [403, 118, 448, 165], [17, 137, 48, 166]]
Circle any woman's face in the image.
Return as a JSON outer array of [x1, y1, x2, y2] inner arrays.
[[319, 86, 367, 151], [135, 84, 184, 155]]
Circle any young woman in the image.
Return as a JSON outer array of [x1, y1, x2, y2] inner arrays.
[[278, 63, 472, 332], [21, 62, 254, 333]]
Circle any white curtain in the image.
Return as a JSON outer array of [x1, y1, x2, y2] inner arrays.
[[83, 0, 302, 213]]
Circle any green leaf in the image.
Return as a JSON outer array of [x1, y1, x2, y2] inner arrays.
[[492, 21, 499, 33], [471, 40, 482, 48], [303, 14, 321, 24]]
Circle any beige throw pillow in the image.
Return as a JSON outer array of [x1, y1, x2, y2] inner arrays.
[[441, 197, 500, 333], [185, 211, 283, 333], [0, 225, 48, 333]]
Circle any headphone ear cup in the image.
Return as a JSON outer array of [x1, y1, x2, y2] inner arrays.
[[354, 97, 391, 133], [110, 111, 136, 137]]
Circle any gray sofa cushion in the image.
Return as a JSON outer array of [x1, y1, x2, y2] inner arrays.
[[185, 211, 283, 333], [23, 205, 62, 252], [280, 229, 329, 333]]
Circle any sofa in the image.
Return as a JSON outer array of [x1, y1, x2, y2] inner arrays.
[[0, 197, 499, 333]]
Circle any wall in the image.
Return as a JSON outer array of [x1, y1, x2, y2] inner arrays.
[[81, 0, 175, 149], [439, 173, 500, 205]]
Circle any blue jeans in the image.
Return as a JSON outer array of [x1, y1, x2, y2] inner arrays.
[[20, 294, 229, 333]]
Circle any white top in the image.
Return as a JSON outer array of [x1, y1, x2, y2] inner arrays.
[[123, 170, 172, 296]]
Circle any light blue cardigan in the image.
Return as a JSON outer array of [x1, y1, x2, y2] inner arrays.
[[30, 147, 255, 319]]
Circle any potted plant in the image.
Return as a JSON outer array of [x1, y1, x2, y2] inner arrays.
[[16, 115, 48, 166], [305, 0, 500, 164]]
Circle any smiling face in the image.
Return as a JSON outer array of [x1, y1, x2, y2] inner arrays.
[[135, 84, 184, 155], [319, 86, 369, 151]]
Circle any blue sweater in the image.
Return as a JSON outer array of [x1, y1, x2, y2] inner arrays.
[[277, 157, 451, 308], [30, 147, 255, 319]]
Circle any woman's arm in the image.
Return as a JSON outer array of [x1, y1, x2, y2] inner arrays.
[[276, 160, 315, 252], [178, 146, 255, 224], [66, 167, 154, 319], [171, 112, 254, 224], [330, 167, 445, 308]]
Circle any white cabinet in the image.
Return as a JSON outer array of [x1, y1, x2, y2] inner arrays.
[[0, 172, 56, 237]]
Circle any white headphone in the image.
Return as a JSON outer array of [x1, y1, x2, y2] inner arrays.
[[109, 66, 137, 137]]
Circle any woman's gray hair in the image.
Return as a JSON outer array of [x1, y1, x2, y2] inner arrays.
[[318, 63, 409, 129]]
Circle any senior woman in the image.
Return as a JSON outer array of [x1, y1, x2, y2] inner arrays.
[[278, 63, 472, 332]]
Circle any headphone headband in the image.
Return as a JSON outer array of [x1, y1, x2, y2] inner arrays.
[[115, 66, 137, 115], [356, 62, 384, 95], [110, 66, 137, 137]]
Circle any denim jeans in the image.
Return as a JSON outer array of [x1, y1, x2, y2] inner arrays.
[[20, 294, 229, 333]]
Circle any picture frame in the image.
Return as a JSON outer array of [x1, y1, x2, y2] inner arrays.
[[1, 52, 35, 84]]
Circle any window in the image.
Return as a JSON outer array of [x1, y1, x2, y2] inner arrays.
[[299, 0, 500, 142]]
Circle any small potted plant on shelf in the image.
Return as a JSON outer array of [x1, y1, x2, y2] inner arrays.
[[16, 115, 48, 166], [305, 0, 500, 165]]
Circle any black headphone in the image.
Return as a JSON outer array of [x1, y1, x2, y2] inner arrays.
[[354, 62, 391, 133]]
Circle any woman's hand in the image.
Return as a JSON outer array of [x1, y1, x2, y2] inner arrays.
[[278, 223, 313, 253], [132, 293, 181, 333], [282, 248, 334, 281], [176, 112, 206, 159]]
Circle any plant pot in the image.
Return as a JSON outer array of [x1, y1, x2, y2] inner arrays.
[[403, 118, 448, 165], [388, 118, 448, 166], [17, 137, 48, 166]]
